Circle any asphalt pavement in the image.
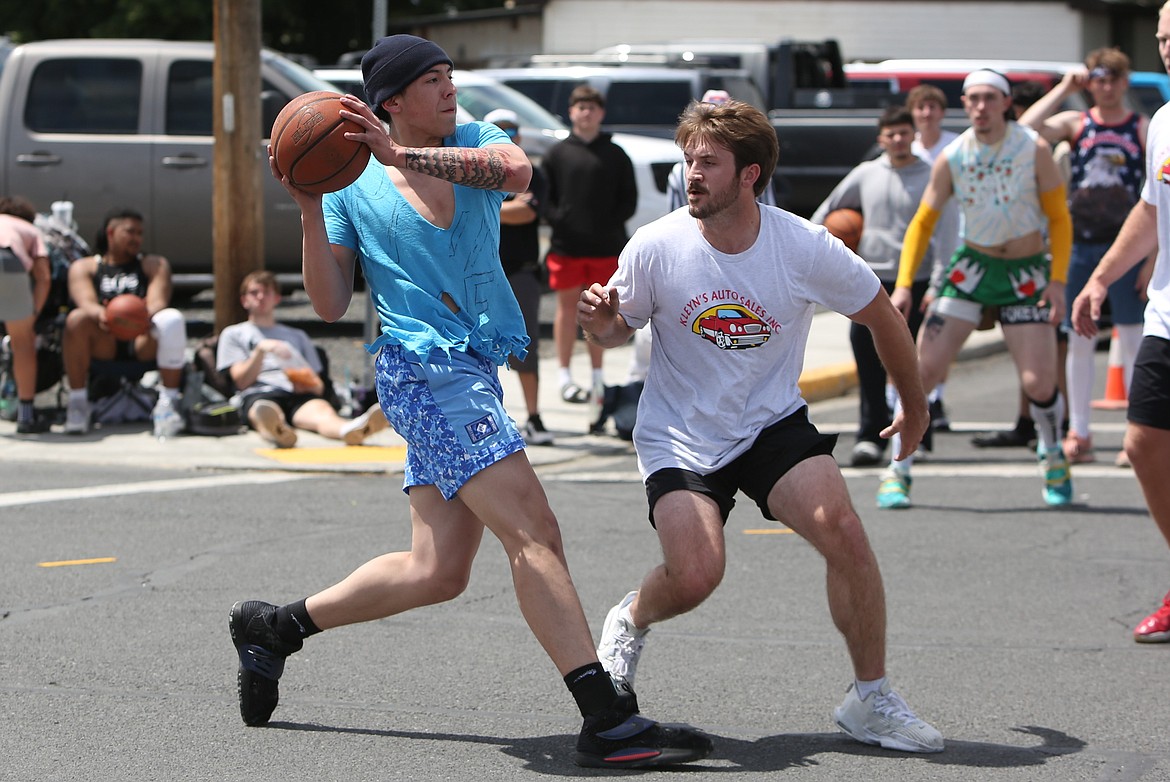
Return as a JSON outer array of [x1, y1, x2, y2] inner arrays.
[[1, 343, 1164, 781]]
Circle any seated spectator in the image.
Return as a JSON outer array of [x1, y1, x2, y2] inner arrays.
[[0, 196, 52, 433], [216, 270, 387, 448], [62, 208, 187, 437]]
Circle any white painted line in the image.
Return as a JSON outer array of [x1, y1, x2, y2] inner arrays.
[[0, 472, 312, 508], [544, 463, 1139, 483]]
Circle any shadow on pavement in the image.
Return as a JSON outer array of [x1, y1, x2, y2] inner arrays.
[[267, 720, 1085, 775]]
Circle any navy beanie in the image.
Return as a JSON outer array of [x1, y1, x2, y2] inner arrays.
[[362, 35, 453, 120]]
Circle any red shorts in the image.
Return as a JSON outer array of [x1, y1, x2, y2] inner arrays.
[[546, 253, 619, 291]]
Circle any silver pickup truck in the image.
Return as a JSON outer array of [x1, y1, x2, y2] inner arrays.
[[0, 39, 334, 290]]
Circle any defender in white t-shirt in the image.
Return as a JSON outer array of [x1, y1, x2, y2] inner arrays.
[[578, 99, 944, 754]]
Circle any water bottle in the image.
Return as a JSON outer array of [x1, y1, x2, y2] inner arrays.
[[0, 372, 15, 422]]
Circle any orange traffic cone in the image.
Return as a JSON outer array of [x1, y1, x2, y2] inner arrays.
[[1092, 328, 1127, 410]]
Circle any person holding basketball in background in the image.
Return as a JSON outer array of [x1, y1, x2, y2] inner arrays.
[[881, 68, 1074, 509], [812, 105, 937, 468], [579, 98, 943, 754], [61, 207, 187, 438], [234, 34, 711, 769]]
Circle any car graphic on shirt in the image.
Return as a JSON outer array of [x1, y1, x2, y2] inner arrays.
[[694, 304, 771, 350]]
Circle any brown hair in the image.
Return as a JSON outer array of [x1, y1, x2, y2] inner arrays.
[[240, 269, 279, 297], [569, 84, 605, 109], [1085, 47, 1131, 76], [906, 84, 947, 112], [0, 196, 36, 223], [675, 99, 778, 198]]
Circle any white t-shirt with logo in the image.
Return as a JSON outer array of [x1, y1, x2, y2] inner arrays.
[[1139, 102, 1170, 341], [610, 203, 880, 478]]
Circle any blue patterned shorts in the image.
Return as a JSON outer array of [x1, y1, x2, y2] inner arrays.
[[374, 344, 525, 500]]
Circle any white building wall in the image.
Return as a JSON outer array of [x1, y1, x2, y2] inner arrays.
[[542, 1, 1084, 63]]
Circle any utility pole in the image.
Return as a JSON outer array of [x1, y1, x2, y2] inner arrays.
[[212, 0, 264, 333]]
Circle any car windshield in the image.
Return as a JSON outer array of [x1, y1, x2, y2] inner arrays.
[[716, 309, 744, 319], [454, 74, 568, 130], [264, 50, 340, 94]]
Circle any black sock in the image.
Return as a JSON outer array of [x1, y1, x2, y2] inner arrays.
[[564, 663, 620, 718], [273, 598, 321, 643], [18, 399, 34, 423], [1015, 415, 1036, 435]]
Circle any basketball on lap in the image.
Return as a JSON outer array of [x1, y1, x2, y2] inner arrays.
[[823, 208, 863, 253], [271, 91, 372, 194], [105, 294, 151, 341]]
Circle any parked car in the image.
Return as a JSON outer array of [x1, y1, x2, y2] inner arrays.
[[1128, 71, 1170, 117], [475, 64, 766, 139], [844, 59, 1080, 107], [0, 39, 339, 290], [314, 67, 683, 232]]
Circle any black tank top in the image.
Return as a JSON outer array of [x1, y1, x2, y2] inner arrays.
[[93, 254, 148, 304]]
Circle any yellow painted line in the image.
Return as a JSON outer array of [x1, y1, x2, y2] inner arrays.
[[798, 361, 858, 403], [257, 445, 408, 464], [744, 528, 794, 535], [38, 557, 117, 568]]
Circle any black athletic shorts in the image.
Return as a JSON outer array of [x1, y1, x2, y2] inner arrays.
[[644, 405, 838, 526], [1128, 335, 1170, 431]]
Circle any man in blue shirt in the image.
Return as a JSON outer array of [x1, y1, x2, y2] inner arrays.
[[227, 35, 710, 769]]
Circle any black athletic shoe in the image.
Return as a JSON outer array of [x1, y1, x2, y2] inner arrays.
[[929, 398, 950, 431], [970, 427, 1037, 448], [229, 600, 302, 726], [576, 706, 713, 768]]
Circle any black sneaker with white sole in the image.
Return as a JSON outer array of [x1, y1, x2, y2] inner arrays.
[[576, 698, 712, 768], [228, 600, 302, 726]]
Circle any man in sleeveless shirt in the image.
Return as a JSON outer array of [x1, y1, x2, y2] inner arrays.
[[1019, 48, 1155, 466], [883, 68, 1075, 509], [62, 208, 187, 437]]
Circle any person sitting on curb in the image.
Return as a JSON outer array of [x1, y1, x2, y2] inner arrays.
[[215, 270, 387, 448], [0, 196, 52, 434], [62, 207, 187, 438]]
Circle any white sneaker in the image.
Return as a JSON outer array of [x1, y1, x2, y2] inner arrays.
[[64, 396, 91, 435], [834, 681, 943, 753], [341, 404, 389, 445], [596, 591, 648, 688], [152, 396, 184, 440]]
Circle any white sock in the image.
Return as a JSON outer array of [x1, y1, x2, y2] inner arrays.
[[69, 389, 87, 404], [558, 367, 573, 388], [1065, 332, 1094, 436], [339, 406, 371, 436], [855, 676, 888, 700], [591, 367, 604, 387], [159, 386, 180, 403]]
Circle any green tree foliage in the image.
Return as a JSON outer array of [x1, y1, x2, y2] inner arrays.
[[1, 0, 515, 66]]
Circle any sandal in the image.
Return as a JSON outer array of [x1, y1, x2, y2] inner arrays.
[[560, 381, 591, 404]]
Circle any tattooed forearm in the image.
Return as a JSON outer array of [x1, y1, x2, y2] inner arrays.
[[404, 147, 508, 189]]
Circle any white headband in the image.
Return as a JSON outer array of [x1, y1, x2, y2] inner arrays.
[[962, 69, 1011, 96]]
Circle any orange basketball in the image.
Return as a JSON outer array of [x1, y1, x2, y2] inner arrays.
[[823, 208, 863, 252], [271, 91, 372, 194], [105, 294, 150, 341]]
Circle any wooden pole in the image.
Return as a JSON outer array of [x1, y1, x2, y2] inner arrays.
[[212, 0, 264, 333]]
